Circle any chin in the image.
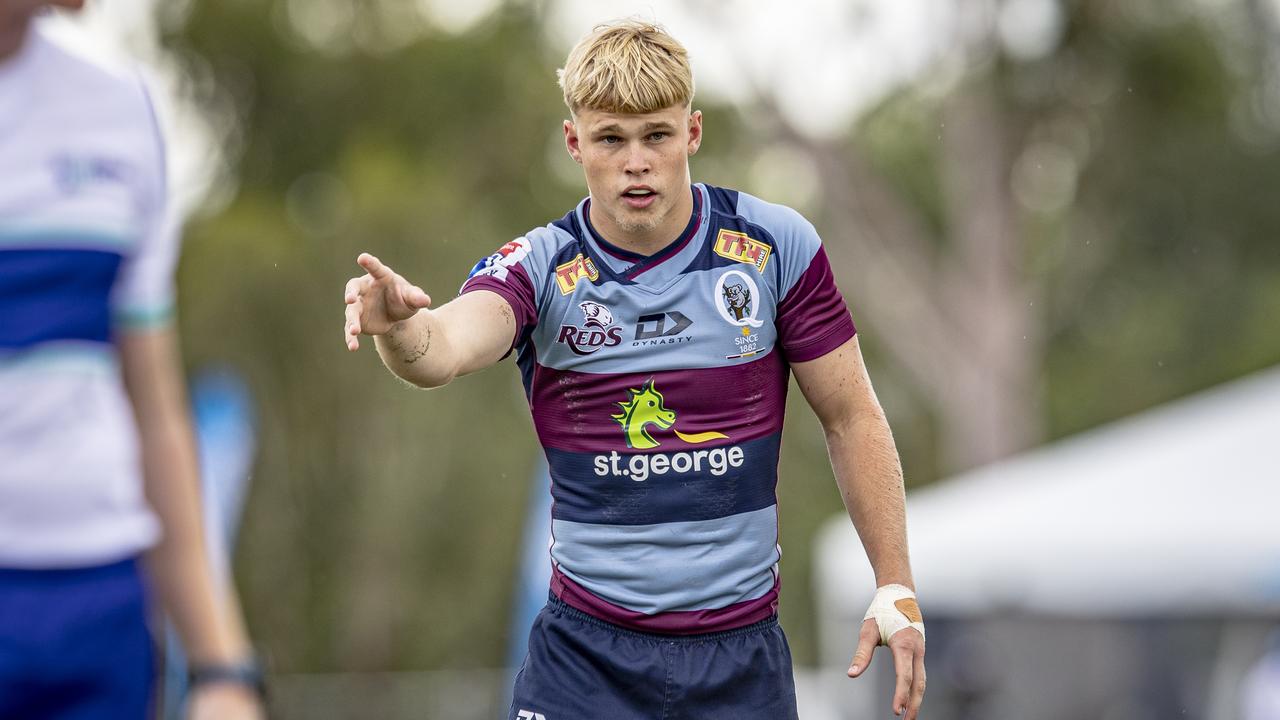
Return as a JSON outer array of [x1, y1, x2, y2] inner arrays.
[[613, 212, 663, 235]]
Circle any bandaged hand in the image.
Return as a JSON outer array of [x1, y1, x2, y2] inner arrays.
[[849, 584, 926, 719], [863, 583, 925, 644]]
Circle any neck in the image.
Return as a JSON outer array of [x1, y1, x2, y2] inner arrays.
[[0, 18, 33, 62], [589, 184, 695, 257]]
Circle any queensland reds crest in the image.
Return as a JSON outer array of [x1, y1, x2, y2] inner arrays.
[[557, 301, 623, 355]]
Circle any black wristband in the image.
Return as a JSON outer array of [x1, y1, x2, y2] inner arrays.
[[187, 657, 267, 699]]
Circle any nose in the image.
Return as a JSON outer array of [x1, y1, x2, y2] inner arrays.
[[623, 142, 650, 176]]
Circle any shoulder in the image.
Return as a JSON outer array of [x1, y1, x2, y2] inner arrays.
[[462, 210, 580, 291], [701, 184, 826, 297], [704, 184, 820, 255], [30, 27, 152, 120]]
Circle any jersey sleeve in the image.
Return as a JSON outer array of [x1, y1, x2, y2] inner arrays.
[[772, 213, 856, 362], [458, 234, 543, 353], [111, 78, 179, 331]]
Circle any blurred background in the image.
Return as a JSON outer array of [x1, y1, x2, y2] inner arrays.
[[47, 0, 1280, 717]]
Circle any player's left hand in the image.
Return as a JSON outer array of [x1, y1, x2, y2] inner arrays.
[[186, 683, 266, 720], [848, 585, 926, 719]]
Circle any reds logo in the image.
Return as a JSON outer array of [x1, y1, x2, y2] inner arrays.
[[557, 301, 622, 356], [579, 301, 613, 328]]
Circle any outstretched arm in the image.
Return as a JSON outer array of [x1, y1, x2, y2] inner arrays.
[[343, 253, 516, 387], [792, 335, 925, 720]]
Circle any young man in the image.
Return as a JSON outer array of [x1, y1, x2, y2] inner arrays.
[[344, 20, 926, 720], [0, 2, 263, 718]]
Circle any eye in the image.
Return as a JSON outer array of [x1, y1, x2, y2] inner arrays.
[[647, 401, 655, 407], [600, 135, 621, 145], [647, 132, 668, 142]]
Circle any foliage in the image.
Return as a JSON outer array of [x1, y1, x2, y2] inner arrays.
[[163, 0, 1280, 674]]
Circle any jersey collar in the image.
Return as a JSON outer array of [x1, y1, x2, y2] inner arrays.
[[578, 184, 710, 290]]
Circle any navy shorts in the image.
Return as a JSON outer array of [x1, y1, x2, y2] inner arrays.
[[0, 558, 154, 720], [509, 595, 798, 720]]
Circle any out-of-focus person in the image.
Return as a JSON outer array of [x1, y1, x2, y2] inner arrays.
[[1244, 630, 1280, 720], [0, 2, 265, 718]]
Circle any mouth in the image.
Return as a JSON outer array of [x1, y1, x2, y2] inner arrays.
[[621, 186, 658, 210]]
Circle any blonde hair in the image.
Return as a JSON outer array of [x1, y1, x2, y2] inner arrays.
[[557, 20, 694, 115]]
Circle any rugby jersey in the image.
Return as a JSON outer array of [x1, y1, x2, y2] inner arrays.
[[0, 28, 175, 567], [461, 183, 856, 634]]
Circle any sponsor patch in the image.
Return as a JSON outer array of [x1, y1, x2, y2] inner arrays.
[[632, 311, 693, 348], [556, 301, 622, 355], [465, 237, 532, 284], [714, 269, 766, 359], [714, 229, 772, 272], [554, 253, 600, 295], [594, 379, 741, 481]]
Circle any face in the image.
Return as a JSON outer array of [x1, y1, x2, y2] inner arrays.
[[0, 0, 84, 59], [564, 103, 703, 245]]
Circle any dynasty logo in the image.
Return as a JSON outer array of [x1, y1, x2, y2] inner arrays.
[[633, 311, 693, 347], [556, 301, 623, 355]]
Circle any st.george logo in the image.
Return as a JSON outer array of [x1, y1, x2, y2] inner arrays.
[[596, 380, 745, 482], [556, 301, 622, 355], [611, 379, 728, 449]]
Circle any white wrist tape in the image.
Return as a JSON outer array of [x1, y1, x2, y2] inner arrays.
[[863, 584, 925, 644]]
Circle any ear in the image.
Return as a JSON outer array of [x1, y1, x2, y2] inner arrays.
[[687, 110, 703, 156], [564, 119, 583, 164]]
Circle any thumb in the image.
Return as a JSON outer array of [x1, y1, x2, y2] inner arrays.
[[848, 618, 880, 678], [406, 285, 432, 309]]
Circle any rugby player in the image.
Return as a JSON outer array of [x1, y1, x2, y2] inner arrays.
[[344, 19, 925, 720], [0, 2, 263, 717]]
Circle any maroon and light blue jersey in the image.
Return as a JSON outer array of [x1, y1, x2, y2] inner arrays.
[[461, 184, 855, 634]]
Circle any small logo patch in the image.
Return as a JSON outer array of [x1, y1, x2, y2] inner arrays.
[[713, 229, 771, 272], [556, 301, 622, 355], [633, 311, 693, 347], [516, 711, 547, 720], [554, 253, 600, 294], [465, 237, 532, 284]]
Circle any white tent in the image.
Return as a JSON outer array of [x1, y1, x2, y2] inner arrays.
[[811, 365, 1280, 720], [816, 364, 1280, 621]]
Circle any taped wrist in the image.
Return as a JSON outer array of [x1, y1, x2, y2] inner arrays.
[[862, 583, 925, 644]]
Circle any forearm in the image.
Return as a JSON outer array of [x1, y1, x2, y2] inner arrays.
[[122, 331, 252, 664], [826, 409, 914, 590], [373, 309, 459, 388], [140, 414, 253, 663]]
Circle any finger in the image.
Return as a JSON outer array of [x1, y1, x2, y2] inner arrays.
[[405, 285, 432, 309], [891, 645, 913, 717], [357, 252, 393, 281], [905, 650, 926, 720], [345, 300, 362, 350], [344, 276, 366, 303], [848, 618, 879, 678]]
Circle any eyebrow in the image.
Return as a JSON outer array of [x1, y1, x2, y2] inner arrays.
[[592, 121, 677, 135]]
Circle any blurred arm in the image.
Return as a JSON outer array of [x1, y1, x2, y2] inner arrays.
[[119, 328, 256, 669], [373, 289, 516, 388], [792, 335, 913, 589]]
